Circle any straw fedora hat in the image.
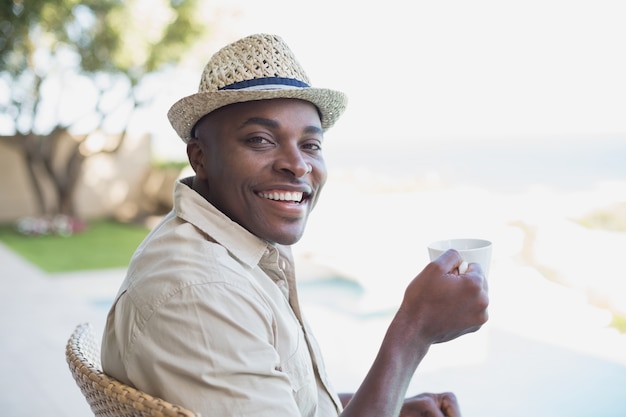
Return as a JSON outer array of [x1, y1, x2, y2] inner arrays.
[[167, 33, 348, 143]]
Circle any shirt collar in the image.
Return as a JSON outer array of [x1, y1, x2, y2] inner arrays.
[[174, 177, 271, 269]]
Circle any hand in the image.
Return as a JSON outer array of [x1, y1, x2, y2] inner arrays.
[[400, 392, 461, 417], [398, 249, 489, 345]]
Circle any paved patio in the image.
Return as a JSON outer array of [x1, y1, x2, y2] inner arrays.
[[0, 242, 117, 417]]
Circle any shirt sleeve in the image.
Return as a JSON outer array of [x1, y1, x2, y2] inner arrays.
[[124, 280, 308, 417]]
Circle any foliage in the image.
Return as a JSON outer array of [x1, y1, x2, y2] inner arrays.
[[0, 219, 149, 272], [0, 0, 206, 218], [576, 202, 626, 233], [15, 214, 87, 236], [1, 0, 205, 99], [610, 314, 626, 334], [152, 159, 190, 171]]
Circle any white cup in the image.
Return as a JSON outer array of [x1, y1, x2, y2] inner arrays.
[[427, 238, 493, 277]]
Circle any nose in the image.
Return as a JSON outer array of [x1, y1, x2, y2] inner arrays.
[[273, 144, 311, 178]]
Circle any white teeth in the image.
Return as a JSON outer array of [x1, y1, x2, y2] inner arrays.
[[259, 191, 303, 202]]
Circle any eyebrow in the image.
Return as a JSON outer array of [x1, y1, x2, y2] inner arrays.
[[241, 117, 323, 135]]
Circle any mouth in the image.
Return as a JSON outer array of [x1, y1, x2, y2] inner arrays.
[[257, 190, 308, 204]]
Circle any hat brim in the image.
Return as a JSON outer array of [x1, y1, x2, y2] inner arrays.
[[167, 88, 348, 143]]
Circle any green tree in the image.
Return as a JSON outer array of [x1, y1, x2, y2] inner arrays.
[[0, 0, 205, 219]]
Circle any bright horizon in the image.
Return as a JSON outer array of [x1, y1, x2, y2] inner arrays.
[[7, 0, 620, 160]]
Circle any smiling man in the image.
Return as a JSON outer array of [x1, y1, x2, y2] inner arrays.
[[188, 99, 326, 246], [101, 34, 489, 417]]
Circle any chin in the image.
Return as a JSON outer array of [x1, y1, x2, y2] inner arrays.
[[265, 228, 305, 246], [252, 221, 307, 246], [271, 234, 302, 246]]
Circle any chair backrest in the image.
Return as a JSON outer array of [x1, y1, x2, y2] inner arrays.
[[66, 323, 198, 417]]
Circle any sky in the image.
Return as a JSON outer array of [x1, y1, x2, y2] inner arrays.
[[145, 0, 626, 160]]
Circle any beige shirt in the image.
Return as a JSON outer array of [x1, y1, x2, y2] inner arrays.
[[102, 178, 342, 417]]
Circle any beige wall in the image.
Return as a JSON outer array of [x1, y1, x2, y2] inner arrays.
[[0, 143, 39, 222], [0, 134, 170, 224]]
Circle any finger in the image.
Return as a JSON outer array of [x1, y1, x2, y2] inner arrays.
[[465, 263, 488, 291], [464, 262, 483, 276], [433, 249, 463, 274], [400, 396, 445, 417], [437, 392, 461, 417]]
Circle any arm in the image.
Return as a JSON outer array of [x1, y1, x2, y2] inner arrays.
[[340, 249, 489, 417]]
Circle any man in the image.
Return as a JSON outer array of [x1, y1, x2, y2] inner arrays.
[[102, 33, 489, 417]]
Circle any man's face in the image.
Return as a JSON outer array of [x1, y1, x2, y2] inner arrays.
[[189, 99, 327, 245]]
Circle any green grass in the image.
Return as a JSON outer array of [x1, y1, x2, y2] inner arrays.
[[0, 220, 149, 273]]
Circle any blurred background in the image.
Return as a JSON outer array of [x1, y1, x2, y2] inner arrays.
[[1, 0, 625, 416]]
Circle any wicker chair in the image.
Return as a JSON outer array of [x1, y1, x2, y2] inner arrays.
[[66, 323, 198, 417]]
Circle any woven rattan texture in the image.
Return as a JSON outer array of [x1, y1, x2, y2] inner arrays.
[[66, 323, 197, 417], [200, 33, 310, 91]]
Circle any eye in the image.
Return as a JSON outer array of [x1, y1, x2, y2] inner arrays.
[[245, 135, 275, 148], [247, 136, 271, 144], [302, 141, 322, 152]]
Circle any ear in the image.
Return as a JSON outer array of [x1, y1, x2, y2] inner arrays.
[[187, 140, 208, 179]]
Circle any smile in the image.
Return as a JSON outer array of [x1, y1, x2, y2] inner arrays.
[[257, 191, 305, 203]]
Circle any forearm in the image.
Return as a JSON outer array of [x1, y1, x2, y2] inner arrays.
[[338, 393, 353, 408], [339, 251, 488, 417], [340, 312, 430, 417]]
